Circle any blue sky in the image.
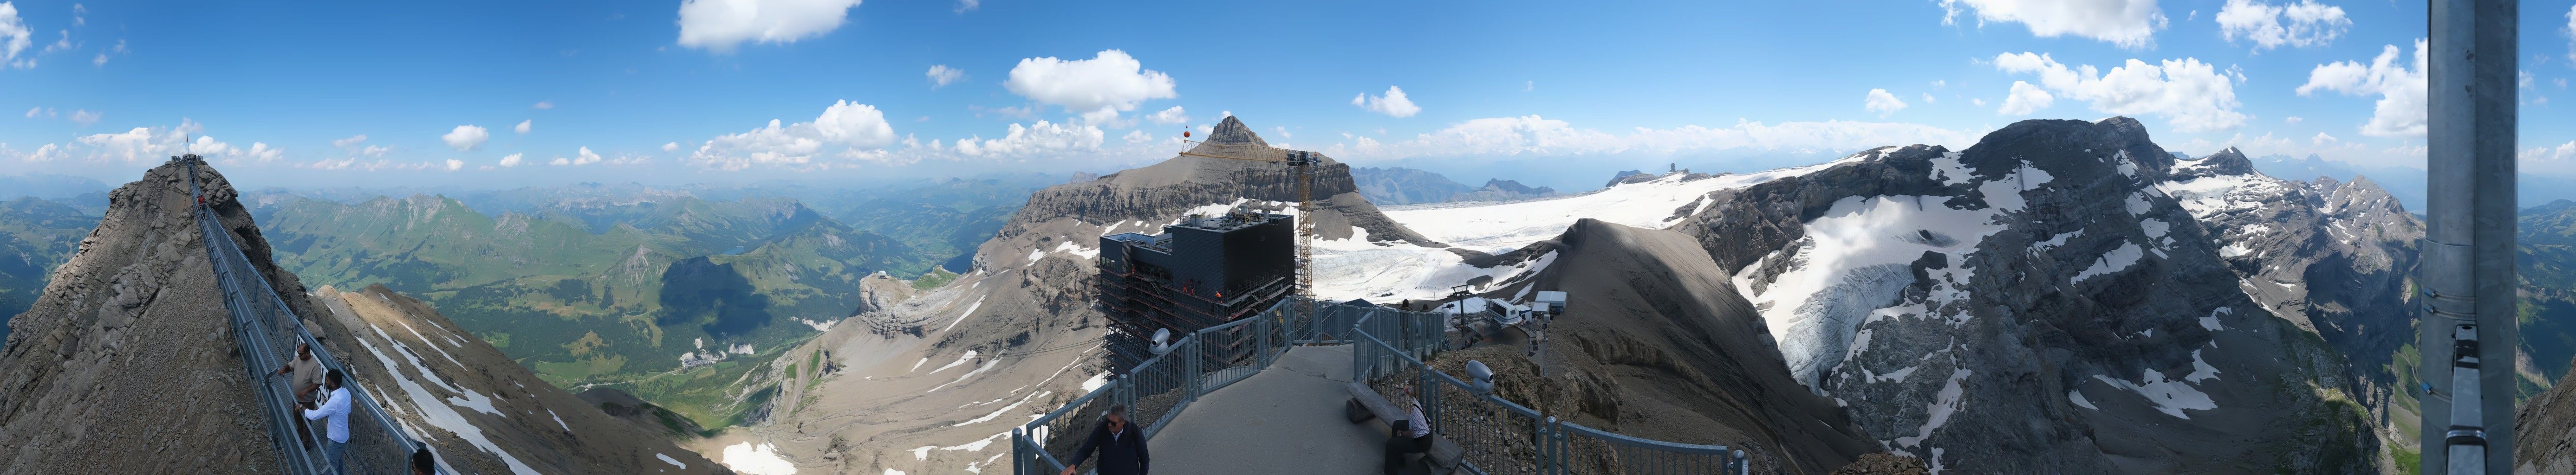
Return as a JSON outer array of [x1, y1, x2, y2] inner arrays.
[[0, 0, 2559, 192]]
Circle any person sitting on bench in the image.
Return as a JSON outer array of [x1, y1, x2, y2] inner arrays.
[[1383, 385, 1431, 475]]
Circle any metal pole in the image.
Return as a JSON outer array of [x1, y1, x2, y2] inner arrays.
[[2424, 0, 2517, 473]]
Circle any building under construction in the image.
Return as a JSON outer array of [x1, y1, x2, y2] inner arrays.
[[1097, 207, 1298, 369]]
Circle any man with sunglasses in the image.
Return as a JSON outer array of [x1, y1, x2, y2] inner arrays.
[[1060, 404, 1149, 475]]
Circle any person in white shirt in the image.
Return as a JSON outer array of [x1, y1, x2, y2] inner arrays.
[[301, 368, 353, 475], [1383, 385, 1433, 475]]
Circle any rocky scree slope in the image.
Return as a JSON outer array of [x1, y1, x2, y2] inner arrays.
[[1514, 218, 1877, 475], [1669, 118, 2380, 473]]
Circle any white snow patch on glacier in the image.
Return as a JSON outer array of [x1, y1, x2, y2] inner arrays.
[[2069, 389, 2097, 410], [2140, 218, 2168, 242], [937, 296, 989, 334], [2093, 369, 2217, 419], [2201, 307, 2230, 331], [1737, 194, 2008, 388], [2218, 243, 2251, 257], [2074, 242, 2145, 284], [1893, 368, 1971, 448], [722, 443, 798, 475], [2185, 349, 2221, 383], [2033, 229, 2082, 253]]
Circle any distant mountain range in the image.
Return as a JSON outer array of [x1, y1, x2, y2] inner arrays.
[[2244, 153, 2576, 212], [1350, 166, 1560, 205]]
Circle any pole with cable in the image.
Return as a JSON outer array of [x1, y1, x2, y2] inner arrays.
[[2422, 0, 2516, 472]]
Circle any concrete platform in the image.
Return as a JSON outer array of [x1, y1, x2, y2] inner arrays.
[[1149, 344, 1395, 475]]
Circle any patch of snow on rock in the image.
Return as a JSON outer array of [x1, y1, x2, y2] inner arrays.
[[2092, 369, 2217, 419], [2074, 242, 2145, 283], [722, 443, 798, 475]]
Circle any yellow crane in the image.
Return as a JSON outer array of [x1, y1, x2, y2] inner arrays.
[[1174, 138, 1319, 300]]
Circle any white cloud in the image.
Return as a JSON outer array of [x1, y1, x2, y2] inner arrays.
[[927, 64, 964, 88], [1998, 81, 2056, 115], [358, 145, 390, 158], [532, 101, 554, 109], [1971, 97, 1988, 106], [1003, 50, 1177, 117], [71, 119, 279, 163], [441, 125, 491, 151], [1939, 0, 2167, 50], [663, 141, 681, 153], [1863, 89, 1909, 116], [1353, 86, 1422, 118], [955, 0, 978, 13], [1920, 93, 1937, 104], [1, 142, 65, 162], [89, 52, 101, 66], [2311, 132, 2337, 144], [332, 135, 368, 148], [690, 99, 897, 170], [444, 159, 463, 171], [498, 153, 524, 167], [1319, 115, 1982, 161], [572, 146, 602, 165], [954, 120, 1104, 157], [2566, 5, 2576, 64], [1145, 106, 1190, 125], [2296, 39, 2427, 138], [676, 0, 863, 52], [2215, 0, 2349, 51], [1932, 79, 1948, 89], [0, 3, 30, 68], [1991, 52, 2246, 132], [67, 109, 97, 125], [2525, 141, 2576, 169], [1122, 129, 1152, 143], [514, 120, 532, 135], [2284, 116, 2303, 125]]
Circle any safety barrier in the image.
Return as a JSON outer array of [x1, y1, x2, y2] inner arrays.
[[1349, 308, 1750, 475], [186, 159, 442, 475]]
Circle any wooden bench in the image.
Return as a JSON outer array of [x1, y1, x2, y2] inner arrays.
[[1346, 380, 1465, 475]]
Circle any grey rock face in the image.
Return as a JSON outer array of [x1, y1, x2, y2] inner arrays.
[[1669, 118, 2382, 473]]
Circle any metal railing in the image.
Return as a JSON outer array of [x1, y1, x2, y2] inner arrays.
[[1014, 297, 1443, 475], [186, 159, 441, 475], [1012, 295, 1743, 475], [1347, 302, 1750, 475]]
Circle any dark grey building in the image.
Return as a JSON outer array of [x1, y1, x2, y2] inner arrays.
[[1096, 207, 1296, 368]]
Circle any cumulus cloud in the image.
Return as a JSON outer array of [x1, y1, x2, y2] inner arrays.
[[444, 159, 463, 171], [514, 120, 532, 135], [2214, 0, 2349, 51], [1123, 129, 1153, 143], [441, 125, 490, 151], [572, 146, 602, 165], [2312, 132, 2337, 144], [1939, 0, 2167, 50], [1145, 106, 1190, 125], [2285, 116, 2303, 125], [2296, 39, 2427, 138], [67, 109, 98, 126], [0, 3, 30, 68], [1998, 81, 2056, 115], [2566, 5, 2576, 64], [1318, 115, 1982, 161], [1353, 86, 1422, 118], [72, 119, 280, 163], [927, 64, 964, 88], [532, 101, 554, 109], [676, 0, 863, 52], [2526, 141, 2576, 169], [689, 99, 897, 170], [1003, 50, 1177, 117], [1863, 89, 1908, 116], [954, 120, 1104, 157], [332, 135, 367, 148], [498, 153, 524, 167], [1991, 52, 2247, 132], [663, 142, 681, 153]]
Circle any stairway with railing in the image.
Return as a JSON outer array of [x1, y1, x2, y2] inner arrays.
[[185, 159, 442, 475], [1011, 296, 1750, 475]]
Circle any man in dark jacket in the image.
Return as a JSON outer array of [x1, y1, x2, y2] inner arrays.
[[1061, 404, 1149, 475]]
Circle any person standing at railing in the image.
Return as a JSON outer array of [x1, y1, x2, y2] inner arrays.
[[273, 343, 328, 449], [299, 369, 353, 475], [1383, 385, 1432, 475], [1060, 404, 1149, 475]]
